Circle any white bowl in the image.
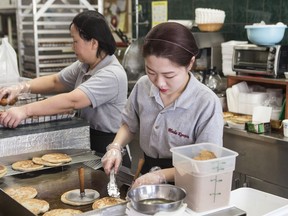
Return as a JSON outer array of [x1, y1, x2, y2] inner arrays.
[[284, 72, 288, 79]]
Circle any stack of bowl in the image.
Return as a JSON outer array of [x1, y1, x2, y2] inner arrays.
[[195, 8, 225, 32]]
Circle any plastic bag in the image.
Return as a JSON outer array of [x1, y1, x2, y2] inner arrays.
[[0, 37, 19, 82]]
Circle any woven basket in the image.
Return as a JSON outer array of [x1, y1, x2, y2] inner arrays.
[[197, 23, 223, 32]]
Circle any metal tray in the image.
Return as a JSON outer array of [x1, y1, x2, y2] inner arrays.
[[0, 149, 101, 177]]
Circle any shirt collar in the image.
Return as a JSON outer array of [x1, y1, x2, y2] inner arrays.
[[148, 72, 199, 109], [79, 55, 115, 76]]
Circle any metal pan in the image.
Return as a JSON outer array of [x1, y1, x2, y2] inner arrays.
[[127, 184, 186, 215]]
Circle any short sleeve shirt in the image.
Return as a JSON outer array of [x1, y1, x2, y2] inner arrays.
[[58, 55, 128, 133], [122, 73, 223, 158]]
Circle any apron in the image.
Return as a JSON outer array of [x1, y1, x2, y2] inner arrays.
[[90, 128, 131, 168], [141, 153, 173, 175]]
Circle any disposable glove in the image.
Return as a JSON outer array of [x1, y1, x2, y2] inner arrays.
[[0, 82, 30, 103], [101, 143, 124, 175], [131, 169, 167, 189]]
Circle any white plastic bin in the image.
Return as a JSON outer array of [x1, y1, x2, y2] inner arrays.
[[171, 143, 238, 212]]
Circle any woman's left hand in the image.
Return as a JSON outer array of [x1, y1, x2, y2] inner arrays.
[[131, 171, 166, 189]]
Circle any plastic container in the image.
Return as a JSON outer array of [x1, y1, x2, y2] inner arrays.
[[238, 92, 269, 115], [171, 143, 238, 212], [245, 24, 287, 46]]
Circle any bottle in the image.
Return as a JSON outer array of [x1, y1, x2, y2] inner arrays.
[[206, 67, 222, 92]]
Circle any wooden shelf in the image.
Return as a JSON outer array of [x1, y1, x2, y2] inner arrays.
[[227, 75, 288, 118]]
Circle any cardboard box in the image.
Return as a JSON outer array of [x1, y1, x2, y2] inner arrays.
[[245, 122, 271, 134]]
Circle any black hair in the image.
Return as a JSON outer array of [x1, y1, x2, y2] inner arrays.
[[143, 22, 199, 67], [70, 10, 116, 57]]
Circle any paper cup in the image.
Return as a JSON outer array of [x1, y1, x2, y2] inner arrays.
[[282, 119, 288, 137]]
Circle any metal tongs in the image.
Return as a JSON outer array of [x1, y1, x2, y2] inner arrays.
[[107, 168, 120, 198]]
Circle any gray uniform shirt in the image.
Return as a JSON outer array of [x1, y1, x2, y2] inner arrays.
[[58, 55, 128, 133], [122, 73, 223, 158]]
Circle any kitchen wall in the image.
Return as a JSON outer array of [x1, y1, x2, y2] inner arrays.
[[134, 0, 288, 44]]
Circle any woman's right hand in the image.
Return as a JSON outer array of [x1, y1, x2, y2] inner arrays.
[[101, 144, 123, 175], [0, 82, 30, 102], [0, 106, 28, 128]]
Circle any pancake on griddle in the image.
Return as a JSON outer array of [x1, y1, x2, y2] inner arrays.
[[12, 160, 44, 172], [41, 153, 72, 164], [4, 186, 37, 201], [19, 198, 50, 215], [43, 208, 83, 216], [0, 164, 7, 178], [32, 157, 62, 167], [92, 197, 126, 210]]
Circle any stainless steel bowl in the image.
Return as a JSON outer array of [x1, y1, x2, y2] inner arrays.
[[127, 184, 186, 215]]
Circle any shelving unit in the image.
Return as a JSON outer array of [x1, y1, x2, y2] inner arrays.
[[16, 0, 104, 78], [227, 75, 288, 118]]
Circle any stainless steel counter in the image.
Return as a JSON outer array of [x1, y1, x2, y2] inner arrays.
[[0, 117, 90, 157], [224, 126, 288, 198]]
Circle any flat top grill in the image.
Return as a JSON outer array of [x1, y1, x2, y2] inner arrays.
[[0, 149, 133, 216], [0, 149, 112, 215], [0, 163, 109, 214]]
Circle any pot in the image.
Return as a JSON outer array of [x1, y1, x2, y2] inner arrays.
[[127, 184, 186, 215]]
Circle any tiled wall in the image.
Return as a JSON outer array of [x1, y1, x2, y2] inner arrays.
[[136, 0, 288, 44]]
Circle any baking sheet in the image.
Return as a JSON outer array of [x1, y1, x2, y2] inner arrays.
[[0, 149, 100, 176]]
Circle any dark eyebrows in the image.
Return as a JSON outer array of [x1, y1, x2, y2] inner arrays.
[[146, 65, 175, 74]]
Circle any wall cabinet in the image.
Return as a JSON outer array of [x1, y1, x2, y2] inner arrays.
[[16, 0, 103, 78]]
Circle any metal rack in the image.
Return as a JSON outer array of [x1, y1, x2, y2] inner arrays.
[[0, 94, 76, 127], [16, 0, 104, 78]]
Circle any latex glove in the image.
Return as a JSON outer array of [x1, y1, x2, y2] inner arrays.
[[101, 143, 123, 175], [131, 170, 167, 189], [0, 82, 30, 103]]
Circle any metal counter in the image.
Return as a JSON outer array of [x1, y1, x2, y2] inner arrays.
[[224, 126, 288, 198], [0, 117, 90, 157]]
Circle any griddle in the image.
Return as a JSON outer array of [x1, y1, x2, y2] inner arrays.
[[0, 149, 114, 215], [0, 164, 109, 214]]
